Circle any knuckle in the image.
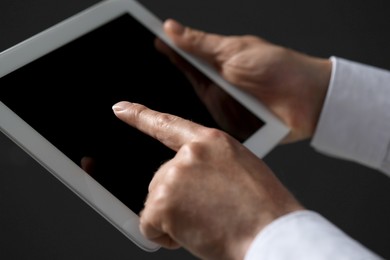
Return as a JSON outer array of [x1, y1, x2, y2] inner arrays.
[[153, 113, 179, 141], [202, 127, 230, 141], [181, 128, 236, 158], [131, 103, 148, 121], [185, 29, 207, 50], [153, 113, 176, 129]]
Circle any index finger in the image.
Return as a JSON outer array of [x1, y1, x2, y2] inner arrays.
[[112, 101, 204, 151]]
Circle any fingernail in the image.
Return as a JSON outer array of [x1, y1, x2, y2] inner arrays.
[[112, 101, 131, 112], [167, 19, 185, 35]]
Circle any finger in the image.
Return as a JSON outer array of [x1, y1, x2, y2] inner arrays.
[[154, 38, 188, 69], [155, 37, 212, 96], [163, 19, 227, 68], [80, 156, 95, 176], [112, 101, 204, 151], [139, 209, 180, 249]]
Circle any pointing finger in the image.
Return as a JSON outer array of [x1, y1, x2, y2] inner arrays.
[[112, 101, 204, 151]]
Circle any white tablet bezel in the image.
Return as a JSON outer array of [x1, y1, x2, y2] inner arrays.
[[0, 0, 290, 253]]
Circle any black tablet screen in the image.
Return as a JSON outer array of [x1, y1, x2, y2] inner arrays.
[[0, 13, 263, 214]]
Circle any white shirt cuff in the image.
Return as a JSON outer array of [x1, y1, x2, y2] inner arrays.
[[311, 57, 390, 176], [244, 210, 382, 260]]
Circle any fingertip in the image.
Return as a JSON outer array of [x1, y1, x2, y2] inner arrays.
[[112, 101, 132, 113], [164, 19, 223, 65], [164, 19, 185, 36]]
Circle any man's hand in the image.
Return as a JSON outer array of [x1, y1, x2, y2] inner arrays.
[[162, 19, 332, 143], [112, 101, 304, 260]]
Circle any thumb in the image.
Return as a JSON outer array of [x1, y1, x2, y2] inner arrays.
[[163, 19, 227, 69]]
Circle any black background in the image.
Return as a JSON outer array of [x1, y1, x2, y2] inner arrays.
[[1, 0, 390, 259]]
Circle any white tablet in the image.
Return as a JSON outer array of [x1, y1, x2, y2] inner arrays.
[[0, 0, 290, 253]]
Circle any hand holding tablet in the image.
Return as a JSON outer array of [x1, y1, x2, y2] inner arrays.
[[0, 0, 292, 253]]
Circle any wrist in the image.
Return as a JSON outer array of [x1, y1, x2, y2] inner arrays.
[[281, 51, 332, 143]]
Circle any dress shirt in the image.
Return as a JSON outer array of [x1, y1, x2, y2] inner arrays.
[[312, 57, 390, 176], [245, 56, 390, 259]]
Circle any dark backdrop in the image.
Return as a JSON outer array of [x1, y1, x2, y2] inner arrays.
[[1, 0, 389, 259]]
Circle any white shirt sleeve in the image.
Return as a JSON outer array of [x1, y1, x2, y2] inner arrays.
[[311, 57, 390, 176], [244, 210, 383, 260], [244, 57, 390, 260]]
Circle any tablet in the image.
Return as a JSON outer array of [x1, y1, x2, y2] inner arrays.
[[0, 0, 290, 253]]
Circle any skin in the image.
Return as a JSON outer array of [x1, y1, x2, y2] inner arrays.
[[113, 101, 304, 260], [161, 19, 332, 143], [110, 19, 332, 260]]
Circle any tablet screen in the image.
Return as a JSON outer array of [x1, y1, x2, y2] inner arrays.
[[0, 13, 263, 214]]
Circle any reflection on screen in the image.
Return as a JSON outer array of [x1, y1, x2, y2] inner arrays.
[[0, 14, 264, 214]]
